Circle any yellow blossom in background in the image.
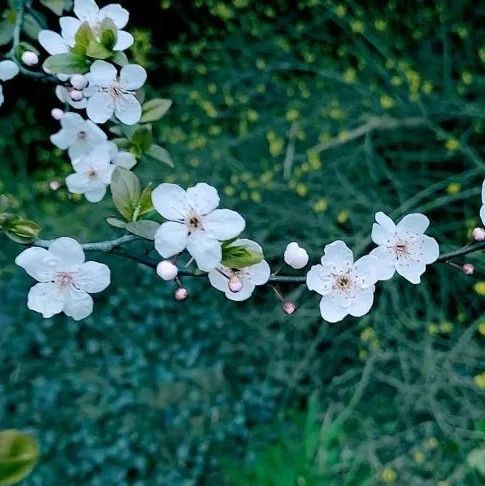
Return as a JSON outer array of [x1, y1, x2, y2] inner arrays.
[[446, 182, 461, 194], [381, 467, 397, 483], [473, 372, 485, 389], [337, 210, 350, 224], [474, 281, 485, 296], [426, 437, 439, 449], [313, 198, 328, 213], [380, 95, 395, 109], [445, 138, 460, 151], [478, 322, 485, 336], [414, 451, 425, 464]]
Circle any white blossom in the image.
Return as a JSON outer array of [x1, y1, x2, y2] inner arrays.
[[152, 183, 246, 272], [369, 211, 439, 284], [0, 60, 19, 107], [15, 237, 110, 320], [21, 51, 38, 66], [55, 85, 88, 109], [480, 179, 485, 226], [105, 141, 137, 169], [208, 239, 270, 301], [65, 146, 114, 202], [51, 112, 107, 160], [306, 240, 378, 323], [284, 241, 309, 269], [84, 61, 146, 125]]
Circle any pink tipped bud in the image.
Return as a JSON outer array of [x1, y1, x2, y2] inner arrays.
[[21, 51, 38, 66], [51, 108, 64, 120], [175, 287, 188, 301], [70, 74, 87, 90], [156, 260, 178, 281], [49, 180, 61, 191], [472, 227, 485, 242], [228, 276, 243, 293], [282, 301, 297, 315], [463, 263, 474, 275], [70, 89, 83, 101]]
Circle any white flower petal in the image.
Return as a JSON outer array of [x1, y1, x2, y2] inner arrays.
[[60, 111, 83, 130], [154, 221, 189, 258], [99, 4, 129, 28], [28, 282, 65, 318], [84, 183, 108, 203], [119, 64, 146, 90], [203, 209, 246, 240], [88, 60, 117, 87], [15, 247, 59, 282], [0, 85, 4, 107], [397, 213, 430, 234], [246, 260, 271, 285], [208, 267, 230, 292], [348, 287, 375, 318], [59, 16, 81, 46], [319, 295, 348, 323], [63, 288, 93, 321], [113, 151, 137, 169], [395, 258, 426, 284], [56, 86, 88, 109], [114, 30, 134, 51], [353, 254, 378, 287], [375, 211, 396, 231], [152, 183, 187, 221], [369, 246, 396, 281], [73, 261, 110, 293], [225, 281, 255, 301], [74, 0, 99, 21], [186, 183, 220, 215], [414, 234, 440, 264], [321, 240, 354, 269], [51, 129, 77, 150], [371, 222, 396, 246], [49, 237, 85, 265], [0, 60, 20, 81], [38, 30, 69, 55], [114, 93, 142, 125], [66, 173, 91, 194], [86, 92, 115, 123], [186, 233, 222, 271], [481, 205, 485, 226], [306, 264, 332, 295]]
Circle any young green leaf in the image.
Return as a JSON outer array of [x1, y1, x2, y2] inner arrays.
[[112, 50, 129, 66], [43, 53, 90, 74], [106, 217, 127, 229], [126, 220, 160, 240], [86, 40, 112, 60], [110, 167, 141, 221], [131, 127, 153, 155], [140, 98, 173, 123], [71, 21, 94, 56], [221, 244, 263, 269], [99, 18, 117, 50], [39, 0, 66, 16], [145, 144, 174, 167], [136, 183, 154, 218]]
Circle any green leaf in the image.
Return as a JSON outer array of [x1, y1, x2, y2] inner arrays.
[[131, 127, 153, 155], [126, 220, 160, 240], [0, 430, 39, 486], [43, 53, 90, 74], [111, 138, 131, 150], [39, 0, 66, 15], [145, 144, 174, 167], [99, 17, 117, 50], [136, 183, 154, 218], [86, 40, 112, 60], [112, 51, 129, 66], [106, 217, 127, 229], [22, 14, 43, 41], [71, 21, 94, 56], [110, 167, 141, 221], [2, 217, 41, 244], [140, 98, 173, 123], [0, 195, 9, 213], [221, 243, 263, 269], [0, 20, 14, 46]]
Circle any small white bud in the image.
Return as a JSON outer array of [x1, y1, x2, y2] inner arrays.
[[51, 108, 64, 120], [463, 263, 474, 275], [228, 275, 243, 293], [175, 287, 188, 301], [49, 180, 61, 191], [70, 89, 83, 101], [156, 260, 178, 281], [70, 74, 88, 90], [284, 242, 309, 269], [282, 301, 297, 315], [472, 227, 485, 242], [21, 51, 38, 66]]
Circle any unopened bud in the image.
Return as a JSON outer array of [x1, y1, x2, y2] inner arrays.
[[284, 242, 309, 269], [51, 108, 64, 120], [70, 74, 87, 90], [70, 89, 83, 101], [228, 275, 243, 293], [472, 227, 485, 242], [175, 287, 188, 301], [282, 301, 297, 315], [463, 263, 474, 275], [156, 260, 178, 281], [21, 51, 38, 66], [49, 180, 61, 191]]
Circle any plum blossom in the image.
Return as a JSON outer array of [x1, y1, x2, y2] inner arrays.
[[284, 242, 309, 269], [66, 146, 114, 202], [55, 85, 88, 110], [369, 212, 439, 284], [105, 141, 137, 169], [0, 60, 20, 107], [480, 179, 485, 226], [15, 237, 110, 320], [306, 241, 378, 323], [51, 112, 107, 160], [152, 183, 246, 272], [208, 239, 270, 301], [84, 61, 146, 125]]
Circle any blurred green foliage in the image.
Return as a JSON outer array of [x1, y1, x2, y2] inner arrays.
[[0, 0, 484, 484]]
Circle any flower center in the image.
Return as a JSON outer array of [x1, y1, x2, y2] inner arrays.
[[394, 241, 409, 257], [55, 271, 73, 288], [87, 169, 97, 179], [186, 214, 202, 231], [334, 273, 353, 291], [78, 130, 87, 140]]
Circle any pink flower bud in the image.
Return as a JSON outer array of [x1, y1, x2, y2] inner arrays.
[[463, 263, 474, 275], [70, 90, 83, 101], [49, 180, 61, 191], [472, 227, 485, 242], [228, 275, 243, 293], [156, 260, 178, 281], [21, 51, 38, 66], [70, 74, 87, 90], [51, 108, 64, 120], [282, 301, 297, 315], [175, 287, 188, 301]]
